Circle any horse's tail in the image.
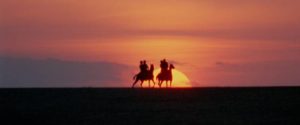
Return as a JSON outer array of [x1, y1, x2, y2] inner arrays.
[[133, 74, 137, 80]]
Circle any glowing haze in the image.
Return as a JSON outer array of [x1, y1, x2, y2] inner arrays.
[[1, 0, 300, 87]]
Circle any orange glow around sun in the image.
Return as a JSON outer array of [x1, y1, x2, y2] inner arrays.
[[154, 69, 191, 87]]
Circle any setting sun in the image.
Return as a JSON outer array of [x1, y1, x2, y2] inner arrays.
[[154, 69, 191, 87]]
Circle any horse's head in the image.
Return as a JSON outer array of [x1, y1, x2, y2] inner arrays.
[[150, 64, 154, 70], [170, 64, 175, 69]]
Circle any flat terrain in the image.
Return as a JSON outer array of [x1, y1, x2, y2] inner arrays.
[[1, 87, 299, 125]]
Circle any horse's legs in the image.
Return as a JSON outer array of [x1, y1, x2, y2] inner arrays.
[[132, 79, 139, 88], [140, 80, 144, 88], [166, 81, 168, 88], [158, 81, 161, 88], [170, 80, 172, 87], [159, 81, 163, 88], [151, 79, 156, 88], [148, 80, 151, 88]]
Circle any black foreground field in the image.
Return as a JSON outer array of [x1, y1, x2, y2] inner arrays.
[[1, 87, 299, 125]]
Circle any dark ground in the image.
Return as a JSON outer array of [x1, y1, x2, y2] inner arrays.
[[0, 87, 299, 125]]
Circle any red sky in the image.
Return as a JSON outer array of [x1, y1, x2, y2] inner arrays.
[[1, 0, 300, 87]]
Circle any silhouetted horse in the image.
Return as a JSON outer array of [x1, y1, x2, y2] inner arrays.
[[155, 64, 175, 88], [132, 64, 155, 88]]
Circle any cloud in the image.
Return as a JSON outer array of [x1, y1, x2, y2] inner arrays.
[[1, 0, 300, 44], [215, 61, 225, 66], [200, 60, 300, 86], [0, 57, 134, 87], [167, 60, 188, 66]]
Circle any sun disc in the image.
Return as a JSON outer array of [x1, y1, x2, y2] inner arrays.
[[154, 69, 191, 87]]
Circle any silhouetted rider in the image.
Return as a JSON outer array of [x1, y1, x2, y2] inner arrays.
[[143, 60, 149, 71], [160, 59, 168, 72], [139, 60, 144, 72], [139, 60, 149, 74]]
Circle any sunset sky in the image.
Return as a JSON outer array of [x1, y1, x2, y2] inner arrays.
[[1, 0, 300, 87]]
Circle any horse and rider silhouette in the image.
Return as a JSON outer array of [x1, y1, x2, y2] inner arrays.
[[132, 59, 175, 88]]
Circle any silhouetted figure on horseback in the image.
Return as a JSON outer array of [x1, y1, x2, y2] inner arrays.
[[160, 59, 168, 73], [132, 60, 155, 88], [155, 59, 175, 88]]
